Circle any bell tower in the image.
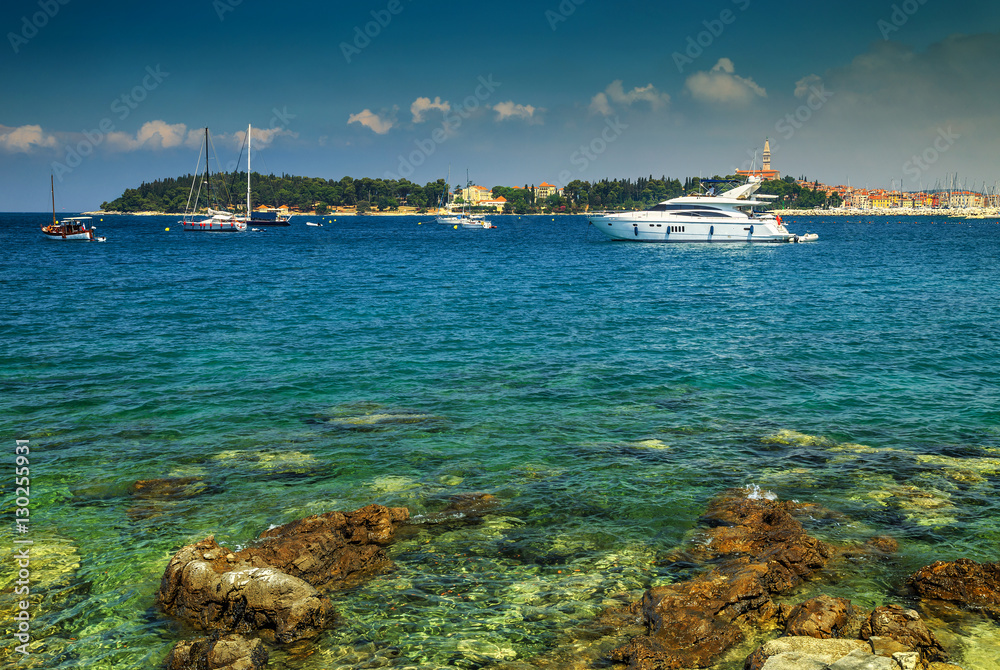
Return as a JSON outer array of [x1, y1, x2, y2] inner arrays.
[[762, 138, 771, 172]]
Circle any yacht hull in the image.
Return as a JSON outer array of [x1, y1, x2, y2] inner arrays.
[[589, 214, 796, 243]]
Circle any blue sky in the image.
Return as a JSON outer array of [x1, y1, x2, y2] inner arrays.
[[2, 0, 1000, 210]]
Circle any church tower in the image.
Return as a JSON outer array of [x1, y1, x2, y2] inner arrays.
[[736, 138, 780, 181]]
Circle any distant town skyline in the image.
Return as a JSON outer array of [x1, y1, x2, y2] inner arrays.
[[3, 0, 1000, 211]]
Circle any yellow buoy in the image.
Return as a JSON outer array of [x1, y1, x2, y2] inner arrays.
[[165, 227, 170, 231], [453, 225, 458, 229]]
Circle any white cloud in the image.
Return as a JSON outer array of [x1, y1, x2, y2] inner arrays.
[[794, 74, 824, 99], [589, 92, 613, 116], [411, 96, 450, 123], [685, 58, 767, 105], [491, 100, 540, 123], [102, 121, 205, 152], [0, 124, 58, 152], [589, 80, 670, 115], [227, 125, 297, 150], [348, 108, 397, 134]]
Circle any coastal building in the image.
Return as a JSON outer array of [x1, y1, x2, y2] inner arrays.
[[535, 182, 562, 199], [479, 195, 507, 212], [736, 139, 781, 181], [844, 191, 869, 209], [950, 190, 984, 208], [459, 184, 492, 203]]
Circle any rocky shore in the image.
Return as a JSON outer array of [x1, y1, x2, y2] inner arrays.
[[152, 487, 997, 670]]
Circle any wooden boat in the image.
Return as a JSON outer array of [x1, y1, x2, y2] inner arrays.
[[42, 176, 106, 241]]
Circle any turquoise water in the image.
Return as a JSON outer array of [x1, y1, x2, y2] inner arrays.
[[2, 213, 999, 668]]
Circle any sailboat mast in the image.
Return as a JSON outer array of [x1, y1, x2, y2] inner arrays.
[[51, 174, 56, 225], [204, 128, 210, 212], [247, 123, 252, 218]]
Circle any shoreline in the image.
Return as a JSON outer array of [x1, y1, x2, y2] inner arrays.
[[81, 208, 1000, 218]]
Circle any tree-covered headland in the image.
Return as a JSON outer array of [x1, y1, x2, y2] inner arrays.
[[100, 173, 841, 213]]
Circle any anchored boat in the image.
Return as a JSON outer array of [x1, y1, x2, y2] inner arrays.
[[42, 176, 106, 241], [588, 176, 815, 243], [179, 128, 246, 232]]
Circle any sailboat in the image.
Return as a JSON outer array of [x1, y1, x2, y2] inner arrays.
[[435, 169, 494, 228], [179, 128, 246, 232], [241, 123, 291, 226], [41, 175, 106, 241]]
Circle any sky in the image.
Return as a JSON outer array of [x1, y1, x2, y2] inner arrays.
[[2, 0, 1000, 211]]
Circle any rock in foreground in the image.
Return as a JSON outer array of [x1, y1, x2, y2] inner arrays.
[[610, 488, 833, 669], [157, 504, 408, 642]]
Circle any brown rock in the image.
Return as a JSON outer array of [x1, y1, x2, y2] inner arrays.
[[611, 489, 833, 670], [860, 605, 946, 662], [166, 633, 268, 670], [127, 477, 214, 520], [906, 558, 1000, 618], [864, 535, 899, 554], [252, 504, 409, 590], [158, 504, 408, 641], [158, 539, 332, 643], [130, 477, 209, 500], [783, 595, 854, 639]]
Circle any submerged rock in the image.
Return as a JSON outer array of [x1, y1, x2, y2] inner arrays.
[[609, 489, 834, 670], [906, 559, 1000, 619], [760, 429, 835, 448], [311, 405, 447, 432], [130, 476, 211, 500], [211, 449, 323, 476], [157, 504, 409, 641], [127, 476, 216, 520]]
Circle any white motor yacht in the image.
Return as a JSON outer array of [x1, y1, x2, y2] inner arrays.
[[588, 176, 815, 243]]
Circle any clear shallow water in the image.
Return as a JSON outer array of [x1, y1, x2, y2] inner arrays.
[[1, 213, 999, 668]]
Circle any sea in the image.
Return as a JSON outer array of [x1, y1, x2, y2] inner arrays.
[[1, 213, 999, 669]]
